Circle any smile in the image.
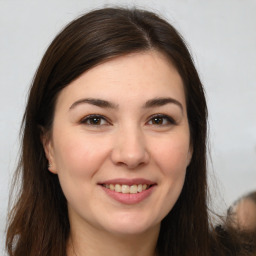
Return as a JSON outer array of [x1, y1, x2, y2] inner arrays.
[[102, 184, 151, 194], [98, 178, 156, 204]]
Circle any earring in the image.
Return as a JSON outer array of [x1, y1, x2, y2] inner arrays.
[[48, 163, 51, 169]]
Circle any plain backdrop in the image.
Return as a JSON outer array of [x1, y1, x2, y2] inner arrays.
[[1, 0, 255, 254]]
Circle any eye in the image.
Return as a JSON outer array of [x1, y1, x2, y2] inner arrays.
[[80, 115, 109, 126], [147, 114, 176, 126]]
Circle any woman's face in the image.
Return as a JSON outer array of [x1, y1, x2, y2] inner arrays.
[[43, 50, 192, 236]]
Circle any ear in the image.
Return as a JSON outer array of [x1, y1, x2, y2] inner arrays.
[[41, 131, 58, 174]]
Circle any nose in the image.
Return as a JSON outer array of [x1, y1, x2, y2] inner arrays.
[[110, 126, 150, 169]]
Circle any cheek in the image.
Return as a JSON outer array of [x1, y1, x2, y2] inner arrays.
[[53, 134, 110, 210], [158, 141, 188, 193], [150, 135, 189, 215], [53, 132, 110, 179], [152, 135, 190, 176]]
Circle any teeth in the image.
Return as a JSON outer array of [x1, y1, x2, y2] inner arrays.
[[130, 185, 137, 194], [121, 185, 129, 194], [103, 184, 150, 194], [115, 184, 122, 193]]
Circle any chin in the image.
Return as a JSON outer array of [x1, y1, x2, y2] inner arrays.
[[102, 214, 160, 236], [107, 225, 157, 237]]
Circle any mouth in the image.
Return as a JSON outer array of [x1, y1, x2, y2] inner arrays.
[[98, 179, 156, 204], [101, 184, 153, 194]]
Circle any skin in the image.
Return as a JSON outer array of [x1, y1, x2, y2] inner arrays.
[[232, 198, 256, 231], [43, 50, 192, 256]]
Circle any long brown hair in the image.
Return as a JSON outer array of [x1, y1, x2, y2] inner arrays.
[[5, 7, 236, 256]]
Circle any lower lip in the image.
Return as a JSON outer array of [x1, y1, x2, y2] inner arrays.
[[100, 186, 155, 205]]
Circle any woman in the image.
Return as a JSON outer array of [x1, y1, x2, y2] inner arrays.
[[5, 7, 252, 256]]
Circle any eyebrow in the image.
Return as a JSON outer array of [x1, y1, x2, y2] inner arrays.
[[143, 97, 183, 112], [69, 97, 183, 112], [69, 98, 118, 110]]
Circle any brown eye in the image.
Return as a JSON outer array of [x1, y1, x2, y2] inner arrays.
[[147, 114, 175, 126], [88, 117, 101, 125], [151, 117, 164, 125], [81, 115, 109, 126]]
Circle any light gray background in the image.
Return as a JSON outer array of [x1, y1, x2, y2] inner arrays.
[[1, 0, 255, 254]]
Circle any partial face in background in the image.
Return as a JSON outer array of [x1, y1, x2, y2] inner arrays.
[[231, 198, 256, 231], [43, 50, 192, 236]]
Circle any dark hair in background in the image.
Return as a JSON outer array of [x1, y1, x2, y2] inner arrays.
[[247, 192, 256, 204], [236, 191, 256, 205], [5, 7, 253, 256]]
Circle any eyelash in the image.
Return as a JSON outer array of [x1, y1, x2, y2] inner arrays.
[[80, 114, 176, 127]]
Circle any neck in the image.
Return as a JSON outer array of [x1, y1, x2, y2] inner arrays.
[[67, 223, 159, 256]]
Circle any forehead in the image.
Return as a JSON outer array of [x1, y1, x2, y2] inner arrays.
[[55, 50, 186, 110]]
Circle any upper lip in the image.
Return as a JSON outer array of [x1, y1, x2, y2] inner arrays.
[[98, 178, 156, 186]]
